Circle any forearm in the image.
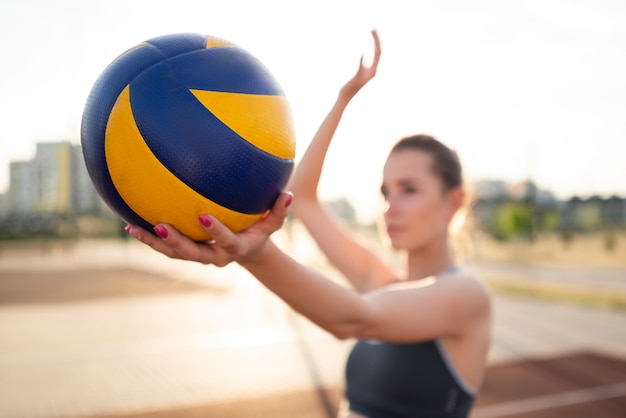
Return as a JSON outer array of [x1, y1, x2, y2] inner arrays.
[[288, 93, 352, 203], [289, 30, 379, 205], [239, 238, 371, 339], [287, 90, 394, 292]]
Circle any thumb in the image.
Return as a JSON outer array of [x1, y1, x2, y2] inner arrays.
[[256, 191, 293, 233]]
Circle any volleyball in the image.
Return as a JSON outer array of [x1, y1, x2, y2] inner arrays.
[[81, 33, 296, 241]]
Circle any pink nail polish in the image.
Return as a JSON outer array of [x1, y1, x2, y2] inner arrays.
[[128, 227, 140, 240], [199, 215, 212, 228], [154, 225, 168, 239]]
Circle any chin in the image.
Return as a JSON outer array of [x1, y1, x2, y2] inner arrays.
[[388, 236, 409, 250], [390, 235, 433, 253]]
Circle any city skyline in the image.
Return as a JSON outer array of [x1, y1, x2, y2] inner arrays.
[[1, 0, 625, 222], [2, 139, 621, 216], [2, 139, 624, 242]]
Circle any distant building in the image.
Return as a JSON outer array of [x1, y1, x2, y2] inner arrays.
[[324, 197, 356, 222], [1, 141, 108, 216], [71, 144, 105, 214], [470, 180, 510, 201], [34, 142, 73, 213], [0, 193, 7, 216], [510, 180, 557, 204]]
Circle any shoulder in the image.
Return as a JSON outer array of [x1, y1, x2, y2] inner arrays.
[[434, 270, 492, 316], [443, 269, 490, 294], [364, 269, 491, 341], [381, 269, 491, 311]]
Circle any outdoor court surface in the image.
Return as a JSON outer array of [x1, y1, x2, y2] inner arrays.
[[1, 241, 625, 418], [94, 352, 626, 418]]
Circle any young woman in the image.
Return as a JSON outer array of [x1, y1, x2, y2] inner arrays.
[[127, 30, 491, 418]]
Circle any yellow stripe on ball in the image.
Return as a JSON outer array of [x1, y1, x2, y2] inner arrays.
[[190, 90, 296, 159], [205, 36, 236, 48], [105, 86, 265, 241]]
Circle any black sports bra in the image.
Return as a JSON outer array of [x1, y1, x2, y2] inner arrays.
[[345, 339, 475, 417]]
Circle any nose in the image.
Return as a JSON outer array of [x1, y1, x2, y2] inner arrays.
[[383, 195, 398, 217]]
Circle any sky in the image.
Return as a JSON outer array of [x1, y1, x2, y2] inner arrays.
[[1, 0, 625, 222]]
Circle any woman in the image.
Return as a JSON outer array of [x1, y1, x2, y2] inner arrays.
[[127, 30, 491, 418]]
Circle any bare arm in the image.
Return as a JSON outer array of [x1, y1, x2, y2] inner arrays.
[[289, 30, 395, 292], [126, 201, 489, 343], [240, 240, 490, 342]]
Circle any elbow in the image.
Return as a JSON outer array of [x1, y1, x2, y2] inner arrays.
[[329, 330, 356, 341], [325, 305, 378, 341], [329, 328, 353, 341], [326, 322, 367, 341]]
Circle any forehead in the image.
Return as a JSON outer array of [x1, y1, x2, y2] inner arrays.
[[383, 149, 435, 180]]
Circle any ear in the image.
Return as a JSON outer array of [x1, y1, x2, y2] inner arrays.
[[447, 187, 465, 217]]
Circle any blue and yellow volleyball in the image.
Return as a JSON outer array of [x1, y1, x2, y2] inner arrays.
[[81, 33, 295, 241]]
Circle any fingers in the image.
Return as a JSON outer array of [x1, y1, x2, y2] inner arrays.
[[272, 191, 294, 220], [126, 225, 166, 255], [370, 29, 380, 73], [371, 29, 380, 51], [197, 214, 243, 260], [125, 191, 292, 266], [355, 30, 380, 76], [255, 191, 293, 234], [127, 223, 209, 262], [370, 29, 381, 69], [155, 223, 209, 261]]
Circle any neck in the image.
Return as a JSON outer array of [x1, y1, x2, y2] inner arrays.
[[405, 237, 455, 281]]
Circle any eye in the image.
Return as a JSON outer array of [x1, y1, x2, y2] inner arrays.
[[403, 185, 417, 194], [380, 186, 389, 198]]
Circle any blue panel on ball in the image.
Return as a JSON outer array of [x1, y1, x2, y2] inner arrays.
[[173, 47, 285, 95], [145, 33, 208, 59], [143, 34, 282, 96], [129, 58, 293, 214], [81, 43, 171, 231]]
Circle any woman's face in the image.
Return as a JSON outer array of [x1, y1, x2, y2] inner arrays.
[[381, 149, 462, 251]]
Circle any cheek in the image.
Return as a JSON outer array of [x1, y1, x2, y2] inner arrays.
[[409, 199, 448, 231]]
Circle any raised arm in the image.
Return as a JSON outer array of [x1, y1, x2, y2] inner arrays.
[[288, 30, 395, 292]]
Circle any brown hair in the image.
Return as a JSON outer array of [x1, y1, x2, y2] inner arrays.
[[390, 134, 462, 192]]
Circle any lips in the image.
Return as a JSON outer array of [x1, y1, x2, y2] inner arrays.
[[386, 225, 402, 235]]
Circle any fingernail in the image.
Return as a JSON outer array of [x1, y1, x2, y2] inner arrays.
[[199, 214, 212, 228], [127, 226, 140, 240], [153, 225, 168, 239], [124, 225, 131, 233], [285, 192, 293, 208]]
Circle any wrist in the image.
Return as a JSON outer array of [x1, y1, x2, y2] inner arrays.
[[337, 88, 356, 105], [238, 238, 275, 267]]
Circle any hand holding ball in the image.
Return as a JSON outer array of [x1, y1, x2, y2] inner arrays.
[[81, 33, 295, 241]]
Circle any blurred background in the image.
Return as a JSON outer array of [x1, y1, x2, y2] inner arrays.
[[1, 0, 625, 417]]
